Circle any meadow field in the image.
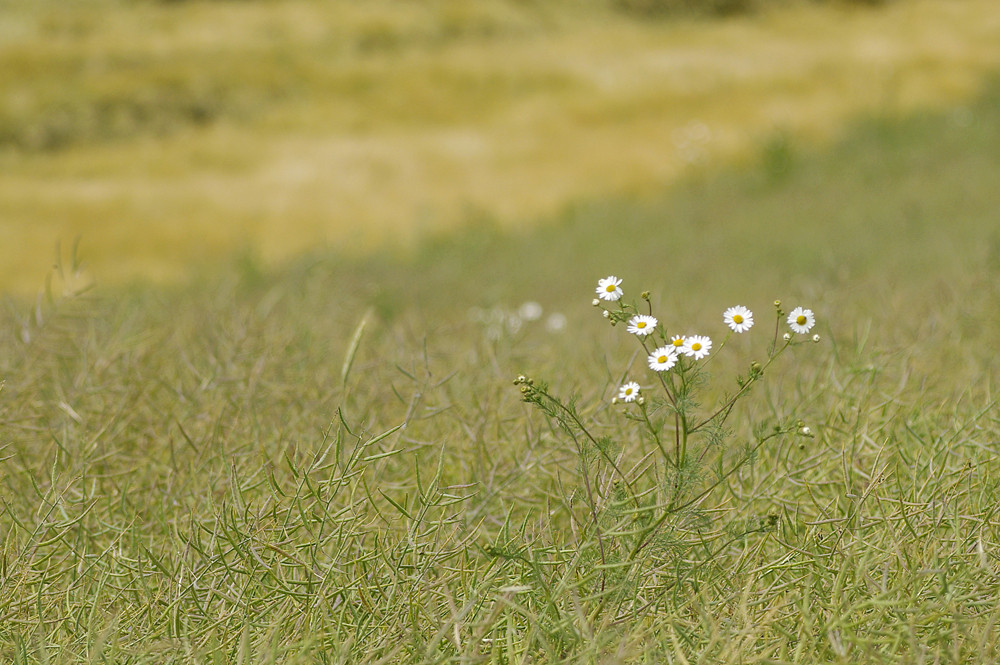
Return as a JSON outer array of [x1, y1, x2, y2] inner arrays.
[[3, 0, 1000, 663]]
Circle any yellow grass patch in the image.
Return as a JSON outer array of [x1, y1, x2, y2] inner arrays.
[[2, 0, 999, 293]]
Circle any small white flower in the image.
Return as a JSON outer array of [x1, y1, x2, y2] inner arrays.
[[596, 276, 623, 301], [519, 301, 543, 321], [626, 315, 658, 336], [787, 307, 815, 334], [668, 335, 686, 352], [682, 335, 712, 360], [618, 381, 640, 402], [648, 346, 679, 372], [723, 305, 754, 333]]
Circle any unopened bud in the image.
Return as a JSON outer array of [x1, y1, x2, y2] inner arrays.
[[641, 291, 650, 300], [592, 299, 600, 307], [800, 426, 812, 436], [603, 310, 610, 319], [520, 385, 530, 394], [611, 397, 618, 405], [773, 300, 781, 308], [812, 334, 821, 343], [636, 396, 645, 406], [516, 375, 527, 384], [783, 332, 791, 341]]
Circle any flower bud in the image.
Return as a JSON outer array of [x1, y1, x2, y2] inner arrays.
[[812, 334, 821, 343], [783, 332, 791, 341], [592, 299, 600, 307], [641, 291, 650, 300], [516, 375, 527, 384], [603, 310, 610, 319], [636, 396, 645, 406], [611, 397, 618, 405]]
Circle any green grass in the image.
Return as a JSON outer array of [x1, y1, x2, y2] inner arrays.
[[2, 79, 1000, 663]]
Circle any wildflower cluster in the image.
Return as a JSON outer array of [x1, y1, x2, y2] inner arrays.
[[513, 274, 821, 596], [591, 276, 819, 416]]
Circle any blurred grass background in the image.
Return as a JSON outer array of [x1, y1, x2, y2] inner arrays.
[[2, 0, 999, 294]]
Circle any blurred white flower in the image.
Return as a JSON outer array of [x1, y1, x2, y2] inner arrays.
[[546, 313, 567, 332], [519, 301, 543, 321]]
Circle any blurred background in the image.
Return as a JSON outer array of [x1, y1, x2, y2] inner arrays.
[[2, 0, 999, 296]]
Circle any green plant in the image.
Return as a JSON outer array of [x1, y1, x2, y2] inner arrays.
[[514, 277, 820, 615]]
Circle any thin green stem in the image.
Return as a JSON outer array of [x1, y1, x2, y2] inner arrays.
[[690, 340, 791, 433], [638, 401, 674, 469], [535, 387, 638, 499]]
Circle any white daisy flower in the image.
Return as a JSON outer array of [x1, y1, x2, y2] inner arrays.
[[668, 335, 686, 352], [648, 346, 678, 372], [787, 307, 815, 334], [618, 381, 640, 402], [723, 305, 754, 333], [626, 315, 658, 336], [596, 276, 623, 301], [682, 335, 712, 360]]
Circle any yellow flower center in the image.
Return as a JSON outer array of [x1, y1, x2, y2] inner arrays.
[[605, 284, 616, 292], [636, 321, 646, 329], [657, 355, 667, 364], [691, 342, 702, 351], [733, 314, 743, 324], [672, 339, 684, 347], [796, 315, 807, 325], [625, 388, 633, 395]]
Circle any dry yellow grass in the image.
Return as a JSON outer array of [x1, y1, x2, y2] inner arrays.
[[2, 0, 999, 294]]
